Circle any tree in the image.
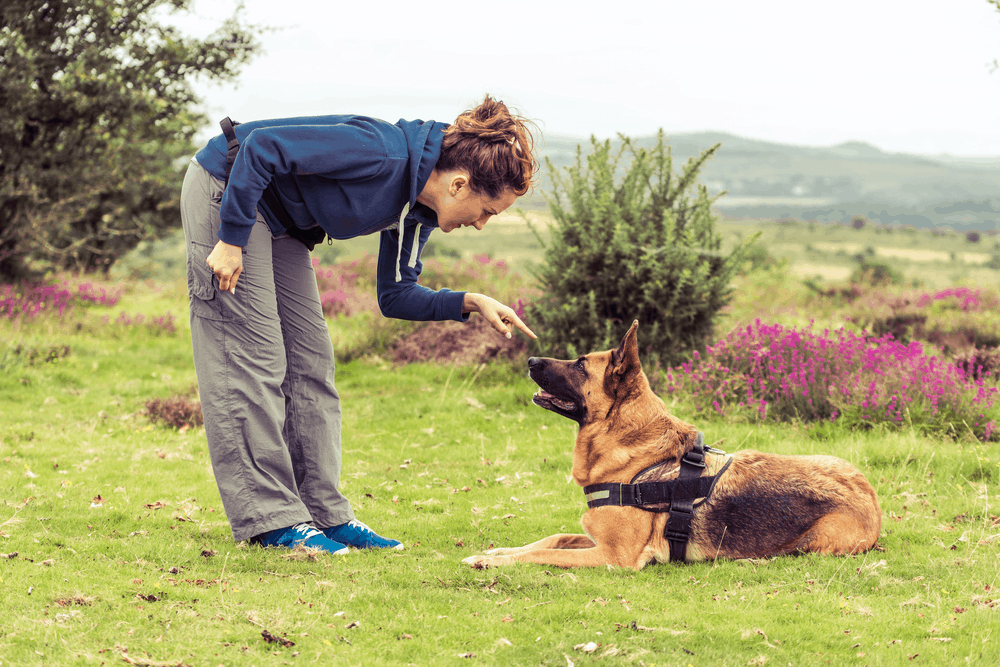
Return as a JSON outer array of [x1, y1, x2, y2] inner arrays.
[[525, 132, 752, 370], [0, 0, 261, 280]]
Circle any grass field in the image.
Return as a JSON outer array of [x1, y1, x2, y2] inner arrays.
[[2, 219, 999, 666]]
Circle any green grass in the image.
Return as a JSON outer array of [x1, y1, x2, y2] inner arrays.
[[2, 281, 999, 666]]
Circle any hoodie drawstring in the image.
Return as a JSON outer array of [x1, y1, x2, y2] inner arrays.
[[394, 203, 409, 282]]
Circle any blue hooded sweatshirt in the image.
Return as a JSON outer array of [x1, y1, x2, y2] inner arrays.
[[194, 115, 467, 324]]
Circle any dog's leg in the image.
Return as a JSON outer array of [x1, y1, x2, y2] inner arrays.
[[792, 512, 879, 555], [464, 541, 645, 569], [483, 534, 595, 556], [463, 514, 652, 569]]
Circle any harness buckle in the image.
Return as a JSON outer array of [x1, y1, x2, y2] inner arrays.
[[682, 450, 706, 469]]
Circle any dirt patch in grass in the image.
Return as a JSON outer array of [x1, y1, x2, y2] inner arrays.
[[388, 317, 528, 367]]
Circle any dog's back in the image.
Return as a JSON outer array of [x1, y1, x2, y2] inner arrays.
[[685, 450, 882, 561]]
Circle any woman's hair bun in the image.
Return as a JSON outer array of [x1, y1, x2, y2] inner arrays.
[[438, 95, 538, 198]]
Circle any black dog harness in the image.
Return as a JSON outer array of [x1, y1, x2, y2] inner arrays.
[[219, 117, 329, 251], [582, 432, 731, 562]]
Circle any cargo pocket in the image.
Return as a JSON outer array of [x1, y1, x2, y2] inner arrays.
[[187, 240, 249, 323]]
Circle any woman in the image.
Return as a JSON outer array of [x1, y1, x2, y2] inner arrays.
[[180, 96, 536, 554]]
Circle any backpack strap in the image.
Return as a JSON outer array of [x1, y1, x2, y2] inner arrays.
[[220, 116, 240, 185]]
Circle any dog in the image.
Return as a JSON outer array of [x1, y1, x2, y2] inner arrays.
[[463, 321, 881, 569]]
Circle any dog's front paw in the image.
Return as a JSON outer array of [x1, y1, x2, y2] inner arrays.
[[483, 547, 517, 555], [462, 554, 511, 569]]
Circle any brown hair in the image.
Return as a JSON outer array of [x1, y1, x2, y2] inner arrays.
[[437, 95, 538, 199]]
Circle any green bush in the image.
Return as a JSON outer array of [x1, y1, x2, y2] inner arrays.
[[850, 257, 904, 287], [740, 238, 782, 273], [525, 132, 751, 368]]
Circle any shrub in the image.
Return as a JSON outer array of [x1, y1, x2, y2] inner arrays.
[[851, 215, 867, 230], [664, 321, 998, 441], [847, 286, 1000, 352], [954, 347, 1000, 382], [101, 311, 177, 336], [967, 231, 981, 243], [1, 278, 121, 319], [1, 344, 71, 368], [145, 395, 203, 430], [850, 257, 903, 287], [740, 239, 782, 273], [525, 132, 751, 367]]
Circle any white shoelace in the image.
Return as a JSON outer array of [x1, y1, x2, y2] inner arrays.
[[291, 523, 323, 538]]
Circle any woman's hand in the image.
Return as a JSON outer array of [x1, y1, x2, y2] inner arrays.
[[206, 240, 243, 294], [463, 293, 537, 339]]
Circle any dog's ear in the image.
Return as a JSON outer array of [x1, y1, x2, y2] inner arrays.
[[611, 320, 641, 377]]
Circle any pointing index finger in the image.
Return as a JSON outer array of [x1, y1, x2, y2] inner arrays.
[[510, 314, 537, 339]]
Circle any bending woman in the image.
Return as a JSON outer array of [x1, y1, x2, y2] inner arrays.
[[180, 95, 536, 554]]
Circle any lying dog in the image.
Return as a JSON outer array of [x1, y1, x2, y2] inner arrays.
[[463, 321, 881, 569]]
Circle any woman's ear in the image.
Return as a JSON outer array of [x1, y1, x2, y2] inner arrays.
[[448, 173, 471, 198]]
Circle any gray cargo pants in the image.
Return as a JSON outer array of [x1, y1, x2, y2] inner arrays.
[[180, 158, 354, 542]]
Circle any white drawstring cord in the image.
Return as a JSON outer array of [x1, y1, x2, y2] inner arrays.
[[394, 202, 409, 282], [409, 226, 420, 269]]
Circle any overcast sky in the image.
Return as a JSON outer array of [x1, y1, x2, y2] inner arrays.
[[173, 0, 1000, 156]]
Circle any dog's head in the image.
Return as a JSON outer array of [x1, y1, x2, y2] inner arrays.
[[528, 320, 647, 425]]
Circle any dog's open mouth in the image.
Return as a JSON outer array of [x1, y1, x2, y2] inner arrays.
[[533, 390, 576, 412]]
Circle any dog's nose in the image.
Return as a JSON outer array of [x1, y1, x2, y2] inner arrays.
[[528, 357, 541, 369]]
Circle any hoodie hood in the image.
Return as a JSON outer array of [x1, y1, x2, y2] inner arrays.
[[390, 119, 448, 280], [396, 118, 448, 228]]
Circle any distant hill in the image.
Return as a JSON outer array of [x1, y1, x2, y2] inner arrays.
[[526, 131, 1000, 231]]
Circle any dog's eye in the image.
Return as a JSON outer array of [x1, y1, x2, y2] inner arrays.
[[574, 358, 586, 371]]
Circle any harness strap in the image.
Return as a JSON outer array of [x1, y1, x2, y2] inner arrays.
[[665, 446, 709, 562], [217, 117, 328, 251], [581, 439, 732, 563], [583, 474, 717, 509]]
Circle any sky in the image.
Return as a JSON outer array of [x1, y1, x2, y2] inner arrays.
[[171, 0, 1000, 157]]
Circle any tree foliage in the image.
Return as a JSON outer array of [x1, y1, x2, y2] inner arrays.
[[526, 132, 752, 369], [0, 0, 261, 280]]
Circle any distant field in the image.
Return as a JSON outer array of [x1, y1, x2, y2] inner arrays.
[[714, 196, 839, 208], [114, 209, 1000, 293]]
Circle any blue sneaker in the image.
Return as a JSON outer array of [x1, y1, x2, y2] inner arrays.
[[250, 523, 349, 555], [323, 520, 403, 550]]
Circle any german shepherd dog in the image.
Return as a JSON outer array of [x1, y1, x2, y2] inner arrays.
[[463, 321, 881, 569]]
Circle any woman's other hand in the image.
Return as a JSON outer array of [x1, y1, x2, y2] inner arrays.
[[206, 240, 243, 294], [463, 293, 537, 339]]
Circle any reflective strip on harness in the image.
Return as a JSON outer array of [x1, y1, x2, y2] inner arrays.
[[584, 489, 611, 503]]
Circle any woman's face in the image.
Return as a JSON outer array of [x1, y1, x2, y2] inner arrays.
[[436, 180, 517, 233]]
